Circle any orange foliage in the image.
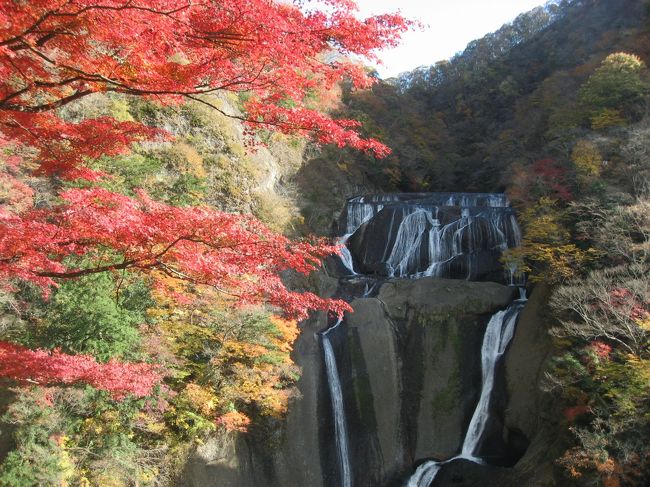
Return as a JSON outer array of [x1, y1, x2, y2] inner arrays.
[[179, 383, 218, 417], [268, 316, 300, 358], [216, 411, 251, 433]]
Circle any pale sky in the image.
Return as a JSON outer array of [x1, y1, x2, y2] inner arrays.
[[353, 0, 547, 78]]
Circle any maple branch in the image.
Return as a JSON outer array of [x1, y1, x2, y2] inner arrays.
[[0, 1, 192, 47], [32, 235, 279, 280], [35, 259, 142, 279], [184, 95, 251, 123], [0, 0, 75, 46], [2, 90, 93, 112], [183, 93, 313, 132], [0, 86, 32, 107], [0, 64, 265, 113]]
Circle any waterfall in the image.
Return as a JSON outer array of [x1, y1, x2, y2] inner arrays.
[[338, 233, 358, 275], [404, 297, 525, 487], [406, 462, 442, 487], [339, 193, 522, 280], [461, 303, 523, 458], [383, 207, 518, 279], [327, 192, 526, 487], [322, 319, 353, 487], [519, 286, 528, 301], [386, 210, 430, 277]]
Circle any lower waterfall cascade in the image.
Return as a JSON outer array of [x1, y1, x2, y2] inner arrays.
[[405, 295, 527, 487]]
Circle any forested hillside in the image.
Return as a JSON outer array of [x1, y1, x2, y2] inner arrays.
[[328, 0, 648, 191], [307, 0, 650, 485]]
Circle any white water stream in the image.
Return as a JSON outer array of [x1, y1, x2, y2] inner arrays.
[[338, 233, 358, 275], [322, 319, 353, 487]]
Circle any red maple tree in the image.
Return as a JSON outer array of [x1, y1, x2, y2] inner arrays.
[[0, 187, 351, 319], [0, 0, 409, 179], [0, 0, 408, 396]]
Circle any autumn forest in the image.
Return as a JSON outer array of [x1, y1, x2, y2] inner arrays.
[[0, 0, 648, 486]]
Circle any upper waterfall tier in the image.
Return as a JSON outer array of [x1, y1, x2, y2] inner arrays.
[[340, 193, 510, 235], [338, 193, 521, 281]]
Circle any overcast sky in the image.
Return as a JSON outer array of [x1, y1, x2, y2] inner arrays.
[[351, 0, 547, 78]]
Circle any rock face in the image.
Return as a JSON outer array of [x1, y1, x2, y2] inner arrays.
[[184, 277, 554, 487], [344, 278, 514, 487]]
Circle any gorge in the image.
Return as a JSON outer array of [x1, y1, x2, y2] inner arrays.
[[0, 1, 648, 485]]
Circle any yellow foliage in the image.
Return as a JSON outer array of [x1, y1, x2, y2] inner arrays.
[[623, 355, 650, 384], [269, 316, 299, 358], [500, 247, 532, 278], [170, 141, 206, 178], [57, 440, 76, 487], [147, 275, 299, 427], [253, 190, 302, 234], [178, 383, 219, 416], [571, 140, 602, 178], [137, 412, 167, 435], [520, 197, 570, 243], [107, 98, 135, 122], [601, 52, 645, 72], [216, 341, 269, 362], [524, 243, 597, 283], [636, 318, 650, 331], [518, 197, 598, 282], [590, 108, 625, 130]]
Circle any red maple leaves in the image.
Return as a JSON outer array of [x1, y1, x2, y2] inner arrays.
[[0, 112, 164, 180], [0, 341, 162, 398], [0, 0, 409, 179], [0, 187, 351, 319], [0, 0, 403, 398]]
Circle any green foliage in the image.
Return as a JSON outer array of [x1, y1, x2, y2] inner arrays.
[[578, 52, 647, 122], [0, 388, 72, 487], [0, 385, 177, 487], [36, 273, 149, 361], [92, 153, 164, 195], [167, 173, 208, 206]]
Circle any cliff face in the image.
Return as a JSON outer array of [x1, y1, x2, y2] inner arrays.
[[184, 277, 554, 487], [344, 278, 514, 486]]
